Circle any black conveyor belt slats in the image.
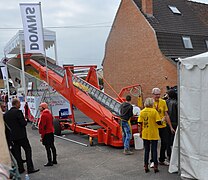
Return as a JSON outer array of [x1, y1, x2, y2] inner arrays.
[[35, 59, 121, 115]]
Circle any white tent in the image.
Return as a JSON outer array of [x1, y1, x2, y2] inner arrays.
[[4, 29, 57, 55], [169, 52, 208, 180], [3, 29, 58, 97]]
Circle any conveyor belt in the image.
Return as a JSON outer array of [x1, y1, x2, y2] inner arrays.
[[36, 59, 121, 116]]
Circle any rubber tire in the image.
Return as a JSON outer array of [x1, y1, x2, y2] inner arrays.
[[53, 118, 61, 136]]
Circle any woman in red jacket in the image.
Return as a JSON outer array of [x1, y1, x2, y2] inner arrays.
[[38, 102, 57, 166]]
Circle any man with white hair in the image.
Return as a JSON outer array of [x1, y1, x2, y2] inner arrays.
[[151, 88, 175, 167]]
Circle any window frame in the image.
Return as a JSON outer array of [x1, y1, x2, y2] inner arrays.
[[205, 40, 208, 49], [182, 36, 193, 49], [168, 5, 182, 15]]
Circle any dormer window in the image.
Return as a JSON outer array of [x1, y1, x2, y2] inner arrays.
[[168, 5, 181, 15], [182, 36, 193, 49], [205, 40, 208, 49]]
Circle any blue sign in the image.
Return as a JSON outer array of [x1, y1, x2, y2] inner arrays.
[[59, 108, 69, 119]]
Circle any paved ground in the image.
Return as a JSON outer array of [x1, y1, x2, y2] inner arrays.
[[19, 110, 180, 180]]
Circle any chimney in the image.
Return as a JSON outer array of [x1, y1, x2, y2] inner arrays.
[[142, 0, 153, 16]]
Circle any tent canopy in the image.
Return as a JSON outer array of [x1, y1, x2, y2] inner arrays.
[[169, 51, 208, 180], [180, 51, 208, 69], [4, 29, 56, 55]]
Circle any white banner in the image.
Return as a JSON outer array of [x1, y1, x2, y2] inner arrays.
[[28, 82, 33, 91], [1, 67, 7, 80], [49, 96, 71, 116], [26, 96, 42, 118], [20, 3, 44, 54], [26, 95, 71, 118]]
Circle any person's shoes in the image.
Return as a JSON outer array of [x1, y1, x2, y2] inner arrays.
[[123, 149, 133, 155], [159, 161, 164, 165], [164, 159, 170, 166], [159, 159, 170, 166], [18, 169, 25, 174], [144, 164, 150, 173], [44, 162, 53, 166], [53, 160, 57, 164], [154, 164, 159, 173], [150, 162, 154, 168], [28, 169, 40, 174], [145, 168, 150, 173]]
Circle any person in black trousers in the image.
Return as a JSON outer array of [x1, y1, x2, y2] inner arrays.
[[166, 89, 178, 160], [3, 98, 39, 174], [38, 102, 57, 166]]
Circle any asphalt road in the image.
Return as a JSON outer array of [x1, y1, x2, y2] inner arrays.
[[20, 111, 180, 180]]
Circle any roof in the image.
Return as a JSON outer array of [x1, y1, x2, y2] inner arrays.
[[4, 29, 56, 55], [187, 1, 208, 26], [133, 0, 208, 59]]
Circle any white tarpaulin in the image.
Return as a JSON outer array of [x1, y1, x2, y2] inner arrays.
[[1, 66, 7, 80], [169, 52, 208, 180], [20, 3, 44, 54]]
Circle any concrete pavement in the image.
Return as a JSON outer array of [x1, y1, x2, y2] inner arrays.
[[20, 110, 180, 180]]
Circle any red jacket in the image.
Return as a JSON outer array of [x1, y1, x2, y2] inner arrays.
[[38, 109, 54, 138]]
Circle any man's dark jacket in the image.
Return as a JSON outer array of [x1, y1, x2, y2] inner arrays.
[[119, 102, 133, 121], [4, 107, 27, 141]]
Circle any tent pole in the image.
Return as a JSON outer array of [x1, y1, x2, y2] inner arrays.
[[5, 64, 10, 100], [177, 61, 181, 176], [54, 39, 58, 65], [4, 54, 10, 105], [3, 52, 10, 100]]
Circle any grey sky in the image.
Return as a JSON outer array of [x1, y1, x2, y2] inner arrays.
[[0, 0, 120, 67], [0, 0, 207, 67]]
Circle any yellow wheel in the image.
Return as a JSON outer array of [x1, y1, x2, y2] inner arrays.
[[89, 136, 93, 146]]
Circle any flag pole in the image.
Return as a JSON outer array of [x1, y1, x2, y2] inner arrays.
[[39, 2, 53, 114], [39, 2, 49, 85], [19, 39, 27, 100]]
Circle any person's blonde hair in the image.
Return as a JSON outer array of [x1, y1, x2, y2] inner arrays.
[[144, 98, 154, 108]]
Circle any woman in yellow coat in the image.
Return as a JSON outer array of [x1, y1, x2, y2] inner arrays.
[[138, 98, 165, 173]]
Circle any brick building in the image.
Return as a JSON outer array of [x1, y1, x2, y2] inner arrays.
[[102, 0, 208, 100]]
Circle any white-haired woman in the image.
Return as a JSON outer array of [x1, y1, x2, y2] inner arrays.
[[138, 98, 165, 173]]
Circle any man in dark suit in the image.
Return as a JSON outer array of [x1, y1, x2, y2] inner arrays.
[[4, 98, 39, 174]]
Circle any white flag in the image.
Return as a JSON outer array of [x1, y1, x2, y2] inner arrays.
[[1, 67, 7, 80], [20, 3, 44, 54]]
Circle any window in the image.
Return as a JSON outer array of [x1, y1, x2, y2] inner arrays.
[[205, 40, 208, 49], [182, 36, 193, 49], [168, 5, 181, 15]]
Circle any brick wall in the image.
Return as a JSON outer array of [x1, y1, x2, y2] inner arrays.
[[103, 0, 177, 104]]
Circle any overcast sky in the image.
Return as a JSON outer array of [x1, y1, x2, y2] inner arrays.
[[0, 0, 120, 67], [0, 0, 207, 67]]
